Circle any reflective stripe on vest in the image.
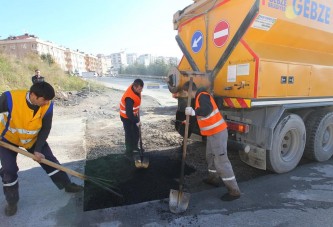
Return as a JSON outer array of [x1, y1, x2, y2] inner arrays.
[[119, 102, 140, 116], [3, 120, 40, 137], [119, 84, 141, 119], [0, 113, 7, 127], [0, 116, 37, 144], [197, 108, 219, 121], [200, 118, 226, 132], [195, 92, 227, 136]]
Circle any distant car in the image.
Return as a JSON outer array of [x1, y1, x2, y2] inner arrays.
[[82, 72, 98, 77]]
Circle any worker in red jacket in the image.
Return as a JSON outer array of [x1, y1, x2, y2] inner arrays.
[[183, 81, 241, 201], [119, 79, 144, 154]]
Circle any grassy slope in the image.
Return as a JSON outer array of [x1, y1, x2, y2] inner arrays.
[[0, 53, 103, 93]]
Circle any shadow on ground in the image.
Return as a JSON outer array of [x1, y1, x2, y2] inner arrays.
[[83, 149, 195, 211]]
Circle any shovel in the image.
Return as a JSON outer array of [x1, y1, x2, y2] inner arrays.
[[0, 140, 123, 198], [134, 125, 149, 168], [169, 77, 193, 214]]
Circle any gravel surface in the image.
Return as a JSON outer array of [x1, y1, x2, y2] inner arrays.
[[54, 88, 182, 159], [53, 88, 268, 199]]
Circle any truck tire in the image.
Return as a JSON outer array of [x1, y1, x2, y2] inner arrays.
[[304, 111, 333, 162], [267, 114, 306, 173]]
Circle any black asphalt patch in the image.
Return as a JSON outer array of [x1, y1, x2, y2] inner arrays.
[[83, 149, 195, 211]]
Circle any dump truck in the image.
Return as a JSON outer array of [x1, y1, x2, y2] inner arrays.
[[167, 0, 333, 173]]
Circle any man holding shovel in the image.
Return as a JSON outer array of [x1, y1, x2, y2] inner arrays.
[[0, 82, 83, 216], [183, 81, 241, 201], [119, 79, 144, 154]]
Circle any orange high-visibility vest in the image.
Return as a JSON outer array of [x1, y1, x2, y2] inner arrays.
[[0, 90, 52, 149], [119, 84, 141, 119], [195, 91, 227, 136]]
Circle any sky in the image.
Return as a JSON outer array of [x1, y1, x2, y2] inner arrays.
[[1, 0, 192, 58]]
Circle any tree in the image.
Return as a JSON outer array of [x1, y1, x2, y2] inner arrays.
[[122, 60, 177, 77], [147, 61, 168, 77], [119, 65, 125, 74], [40, 53, 55, 65], [124, 63, 147, 75]]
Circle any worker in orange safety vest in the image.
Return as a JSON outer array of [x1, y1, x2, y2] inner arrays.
[[182, 81, 241, 201], [119, 79, 144, 154]]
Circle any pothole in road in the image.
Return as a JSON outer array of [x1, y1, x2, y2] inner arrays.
[[83, 149, 195, 211]]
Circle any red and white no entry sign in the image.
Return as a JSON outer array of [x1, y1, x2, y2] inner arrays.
[[213, 20, 229, 47]]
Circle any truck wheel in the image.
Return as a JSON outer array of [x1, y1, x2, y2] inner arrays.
[[304, 111, 333, 162], [267, 114, 306, 173]]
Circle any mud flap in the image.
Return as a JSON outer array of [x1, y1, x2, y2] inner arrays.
[[239, 145, 266, 170]]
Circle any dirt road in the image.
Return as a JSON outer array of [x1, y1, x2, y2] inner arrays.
[[54, 88, 267, 210]]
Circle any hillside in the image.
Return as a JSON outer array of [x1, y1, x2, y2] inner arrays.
[[0, 53, 99, 93]]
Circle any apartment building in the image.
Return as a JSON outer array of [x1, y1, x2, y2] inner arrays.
[[96, 54, 110, 76], [64, 48, 86, 74], [0, 34, 69, 70], [126, 53, 137, 65], [110, 51, 127, 70], [0, 34, 106, 75], [0, 34, 178, 76], [137, 54, 152, 66], [85, 53, 98, 73]]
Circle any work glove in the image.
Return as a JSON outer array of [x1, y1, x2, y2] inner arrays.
[[185, 107, 195, 116], [136, 121, 142, 127]]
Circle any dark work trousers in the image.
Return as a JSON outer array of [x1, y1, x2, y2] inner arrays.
[[121, 116, 139, 152], [0, 142, 71, 205]]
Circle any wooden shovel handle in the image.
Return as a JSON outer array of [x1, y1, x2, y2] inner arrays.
[[0, 141, 87, 180], [179, 77, 193, 190]]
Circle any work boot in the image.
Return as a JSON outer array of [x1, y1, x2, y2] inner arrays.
[[4, 203, 17, 216], [202, 174, 222, 187], [220, 192, 241, 201], [65, 183, 83, 193], [221, 179, 241, 201]]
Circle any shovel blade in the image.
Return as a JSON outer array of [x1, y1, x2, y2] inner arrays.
[[169, 189, 190, 214], [134, 155, 149, 169]]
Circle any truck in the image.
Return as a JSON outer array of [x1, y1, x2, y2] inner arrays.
[[167, 0, 333, 173]]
